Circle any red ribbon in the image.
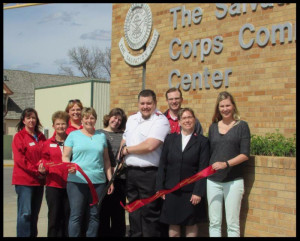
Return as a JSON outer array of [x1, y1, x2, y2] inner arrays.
[[42, 162, 99, 206], [120, 165, 216, 213]]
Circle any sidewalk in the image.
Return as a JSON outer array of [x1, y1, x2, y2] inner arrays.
[[3, 162, 48, 237], [3, 161, 129, 237]]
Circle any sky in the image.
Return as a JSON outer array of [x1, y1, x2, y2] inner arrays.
[[3, 3, 112, 77]]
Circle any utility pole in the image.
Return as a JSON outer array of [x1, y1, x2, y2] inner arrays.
[[3, 3, 48, 10]]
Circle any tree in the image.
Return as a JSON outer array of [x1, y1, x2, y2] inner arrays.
[[58, 46, 111, 80]]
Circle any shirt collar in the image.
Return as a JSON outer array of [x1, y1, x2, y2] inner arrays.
[[166, 110, 178, 121], [136, 109, 160, 123]]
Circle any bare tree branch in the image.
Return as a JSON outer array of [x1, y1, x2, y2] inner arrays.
[[57, 46, 111, 80], [58, 65, 74, 76]]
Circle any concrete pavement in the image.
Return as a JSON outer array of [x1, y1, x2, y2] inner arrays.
[[3, 163, 48, 237], [3, 160, 129, 237]]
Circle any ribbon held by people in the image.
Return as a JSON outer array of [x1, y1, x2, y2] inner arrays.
[[41, 161, 99, 206], [120, 165, 216, 213]]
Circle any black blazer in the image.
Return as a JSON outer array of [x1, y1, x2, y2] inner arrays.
[[156, 131, 210, 197]]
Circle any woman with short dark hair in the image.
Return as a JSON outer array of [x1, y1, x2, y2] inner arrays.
[[156, 107, 210, 237], [98, 108, 127, 237], [38, 111, 70, 237]]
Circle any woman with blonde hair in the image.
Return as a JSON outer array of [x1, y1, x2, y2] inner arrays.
[[65, 99, 83, 134], [207, 91, 250, 237], [62, 107, 114, 237]]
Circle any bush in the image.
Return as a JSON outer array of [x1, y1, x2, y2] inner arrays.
[[250, 129, 296, 157]]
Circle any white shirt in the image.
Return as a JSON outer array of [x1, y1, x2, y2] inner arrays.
[[123, 110, 170, 167], [181, 132, 192, 151]]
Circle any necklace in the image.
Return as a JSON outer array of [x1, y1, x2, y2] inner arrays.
[[81, 129, 95, 139], [218, 120, 237, 135], [55, 139, 65, 146]]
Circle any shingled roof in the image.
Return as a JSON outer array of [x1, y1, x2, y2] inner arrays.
[[4, 69, 106, 120]]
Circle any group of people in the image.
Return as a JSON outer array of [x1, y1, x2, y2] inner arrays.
[[12, 88, 250, 237]]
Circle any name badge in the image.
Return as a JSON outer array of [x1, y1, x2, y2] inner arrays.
[[29, 142, 35, 146], [50, 144, 58, 148]]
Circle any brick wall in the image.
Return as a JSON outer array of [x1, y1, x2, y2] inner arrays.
[[111, 4, 296, 237], [197, 156, 296, 237], [111, 3, 296, 138], [240, 156, 296, 237]]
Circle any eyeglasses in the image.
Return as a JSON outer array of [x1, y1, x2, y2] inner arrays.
[[167, 97, 181, 101], [180, 116, 194, 121], [68, 99, 81, 104]]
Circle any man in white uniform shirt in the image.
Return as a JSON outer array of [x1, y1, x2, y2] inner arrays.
[[120, 89, 170, 237]]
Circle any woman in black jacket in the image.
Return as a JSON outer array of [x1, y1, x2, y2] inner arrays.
[[156, 107, 210, 237]]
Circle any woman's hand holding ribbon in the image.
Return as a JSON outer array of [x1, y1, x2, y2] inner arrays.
[[68, 166, 76, 174]]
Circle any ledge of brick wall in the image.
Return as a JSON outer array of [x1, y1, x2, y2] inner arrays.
[[198, 155, 296, 237], [241, 155, 296, 237]]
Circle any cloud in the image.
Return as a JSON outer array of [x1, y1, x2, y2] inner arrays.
[[10, 63, 41, 71], [4, 4, 112, 76], [80, 29, 111, 41], [54, 59, 69, 66], [38, 11, 80, 25]]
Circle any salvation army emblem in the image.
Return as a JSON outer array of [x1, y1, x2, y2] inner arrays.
[[119, 3, 159, 66]]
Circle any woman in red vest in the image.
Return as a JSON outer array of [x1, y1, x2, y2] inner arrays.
[[12, 108, 46, 237], [38, 111, 70, 237]]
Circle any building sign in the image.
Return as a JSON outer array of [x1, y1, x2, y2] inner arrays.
[[119, 4, 295, 90], [119, 4, 159, 66], [168, 3, 295, 91]]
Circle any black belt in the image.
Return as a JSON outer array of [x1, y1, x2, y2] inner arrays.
[[127, 166, 158, 171]]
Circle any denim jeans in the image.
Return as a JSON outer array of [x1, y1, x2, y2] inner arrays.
[[15, 185, 44, 237], [66, 182, 105, 237], [207, 178, 244, 237]]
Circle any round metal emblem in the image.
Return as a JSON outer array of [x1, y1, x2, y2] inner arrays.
[[124, 4, 152, 50]]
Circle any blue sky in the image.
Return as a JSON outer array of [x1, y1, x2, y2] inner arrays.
[[3, 3, 112, 76]]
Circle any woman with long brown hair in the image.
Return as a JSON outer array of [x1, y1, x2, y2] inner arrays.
[[207, 91, 251, 237], [12, 108, 46, 237]]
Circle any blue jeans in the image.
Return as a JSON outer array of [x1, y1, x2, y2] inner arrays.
[[67, 182, 105, 237], [207, 178, 244, 237], [15, 185, 44, 237]]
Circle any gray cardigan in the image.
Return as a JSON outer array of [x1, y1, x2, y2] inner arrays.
[[208, 120, 251, 182]]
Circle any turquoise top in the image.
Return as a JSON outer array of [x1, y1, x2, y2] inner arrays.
[[65, 130, 107, 184]]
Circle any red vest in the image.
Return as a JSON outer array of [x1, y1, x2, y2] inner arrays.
[[41, 134, 69, 188], [66, 120, 83, 135], [12, 128, 46, 186]]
